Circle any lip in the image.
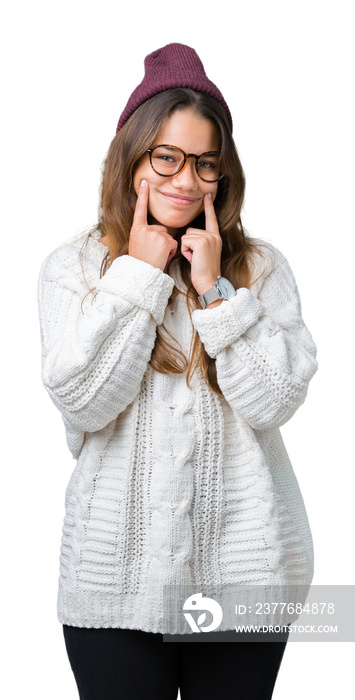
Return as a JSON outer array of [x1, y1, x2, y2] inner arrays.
[[160, 192, 199, 206]]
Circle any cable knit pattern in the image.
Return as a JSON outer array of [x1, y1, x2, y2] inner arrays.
[[38, 233, 318, 633], [192, 247, 318, 430]]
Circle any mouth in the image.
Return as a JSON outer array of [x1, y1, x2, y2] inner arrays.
[[160, 192, 200, 206]]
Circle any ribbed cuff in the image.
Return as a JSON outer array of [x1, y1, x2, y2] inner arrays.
[[95, 255, 175, 325], [192, 288, 265, 358]]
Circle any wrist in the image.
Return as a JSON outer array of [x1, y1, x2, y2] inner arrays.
[[195, 275, 222, 297], [197, 274, 236, 310]]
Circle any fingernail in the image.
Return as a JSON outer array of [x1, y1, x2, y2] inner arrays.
[[207, 192, 212, 199], [141, 179, 147, 187]]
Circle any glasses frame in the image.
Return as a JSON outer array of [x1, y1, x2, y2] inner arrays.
[[146, 144, 224, 183]]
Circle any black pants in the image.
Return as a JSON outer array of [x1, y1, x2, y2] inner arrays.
[[63, 625, 289, 700]]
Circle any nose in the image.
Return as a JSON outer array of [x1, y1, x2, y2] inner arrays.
[[170, 157, 199, 190]]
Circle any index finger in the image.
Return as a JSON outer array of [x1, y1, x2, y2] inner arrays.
[[204, 193, 219, 234], [133, 179, 149, 226]]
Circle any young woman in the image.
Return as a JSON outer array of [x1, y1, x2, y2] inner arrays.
[[38, 43, 318, 700]]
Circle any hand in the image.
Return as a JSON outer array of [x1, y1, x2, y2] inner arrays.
[[128, 180, 178, 272], [180, 194, 222, 296]]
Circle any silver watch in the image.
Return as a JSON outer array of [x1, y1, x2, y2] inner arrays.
[[198, 276, 236, 309]]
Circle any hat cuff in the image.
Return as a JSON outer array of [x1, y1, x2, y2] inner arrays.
[[116, 78, 232, 133]]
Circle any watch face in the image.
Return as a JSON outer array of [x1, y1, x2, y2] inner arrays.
[[217, 277, 236, 298]]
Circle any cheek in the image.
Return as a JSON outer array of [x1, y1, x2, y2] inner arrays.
[[133, 169, 146, 197], [133, 173, 163, 202], [133, 157, 152, 196], [211, 185, 218, 201]]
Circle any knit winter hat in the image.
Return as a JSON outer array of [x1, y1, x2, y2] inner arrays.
[[116, 43, 233, 133]]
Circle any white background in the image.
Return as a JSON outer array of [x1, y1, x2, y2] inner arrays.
[[1, 1, 354, 697]]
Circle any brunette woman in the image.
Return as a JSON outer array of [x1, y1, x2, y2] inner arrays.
[[38, 43, 318, 700]]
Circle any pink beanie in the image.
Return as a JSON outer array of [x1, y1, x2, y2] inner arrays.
[[116, 43, 233, 133]]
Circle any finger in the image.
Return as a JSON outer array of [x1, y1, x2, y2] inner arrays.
[[180, 235, 195, 251], [167, 243, 178, 262], [180, 243, 193, 263], [204, 193, 219, 234], [133, 179, 149, 226]]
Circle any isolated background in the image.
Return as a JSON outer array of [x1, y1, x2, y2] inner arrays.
[[1, 1, 354, 697]]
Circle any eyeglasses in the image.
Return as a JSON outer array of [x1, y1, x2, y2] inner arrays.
[[146, 144, 224, 183]]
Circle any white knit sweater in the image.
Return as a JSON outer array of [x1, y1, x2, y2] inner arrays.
[[38, 232, 318, 633]]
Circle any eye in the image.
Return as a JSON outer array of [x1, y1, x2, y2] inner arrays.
[[151, 146, 182, 165], [155, 154, 178, 163], [197, 159, 219, 170]]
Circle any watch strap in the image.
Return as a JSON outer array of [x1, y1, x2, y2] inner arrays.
[[198, 277, 228, 309]]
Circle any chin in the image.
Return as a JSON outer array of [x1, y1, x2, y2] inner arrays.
[[151, 207, 202, 231]]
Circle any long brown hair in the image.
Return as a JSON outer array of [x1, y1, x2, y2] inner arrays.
[[84, 89, 269, 396]]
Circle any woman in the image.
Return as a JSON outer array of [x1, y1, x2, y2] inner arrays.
[[38, 43, 318, 700]]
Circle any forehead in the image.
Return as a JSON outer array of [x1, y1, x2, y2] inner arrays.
[[155, 109, 219, 152]]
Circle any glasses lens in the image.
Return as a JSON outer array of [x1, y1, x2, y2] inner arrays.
[[150, 146, 184, 176], [196, 153, 221, 181]]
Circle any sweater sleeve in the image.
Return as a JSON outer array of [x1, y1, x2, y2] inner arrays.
[[191, 245, 318, 430], [38, 246, 174, 434]]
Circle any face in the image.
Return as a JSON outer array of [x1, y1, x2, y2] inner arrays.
[[133, 109, 220, 236]]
